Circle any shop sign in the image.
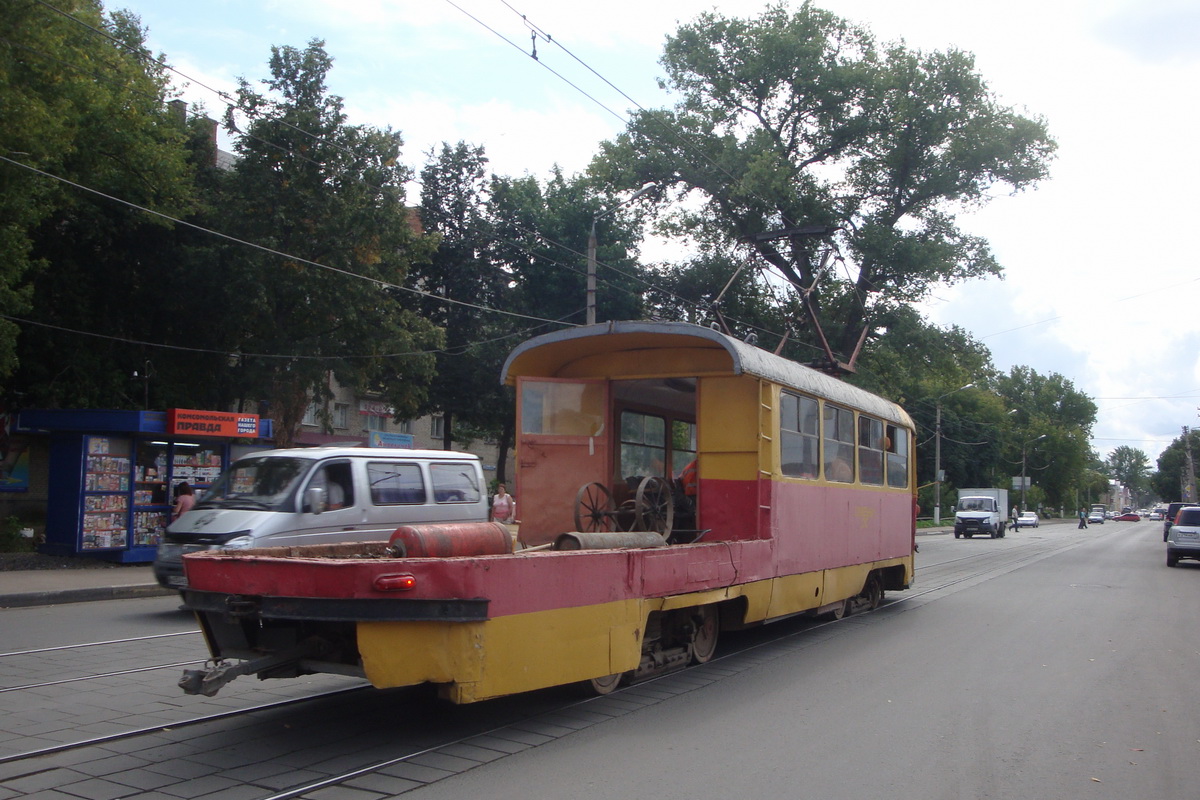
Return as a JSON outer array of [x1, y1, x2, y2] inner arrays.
[[369, 431, 414, 448], [168, 408, 260, 438], [359, 400, 394, 417]]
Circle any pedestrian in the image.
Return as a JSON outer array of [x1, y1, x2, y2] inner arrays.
[[1011, 505, 1019, 530], [491, 482, 516, 524], [173, 482, 195, 521], [1078, 506, 1088, 529]]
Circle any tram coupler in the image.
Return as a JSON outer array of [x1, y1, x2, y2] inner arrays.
[[180, 640, 320, 696]]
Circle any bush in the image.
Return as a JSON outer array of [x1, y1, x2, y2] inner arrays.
[[0, 516, 35, 553]]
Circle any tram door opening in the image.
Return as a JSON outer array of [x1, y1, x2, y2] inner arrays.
[[613, 379, 698, 528]]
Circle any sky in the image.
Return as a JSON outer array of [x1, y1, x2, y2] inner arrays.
[[118, 0, 1200, 467]]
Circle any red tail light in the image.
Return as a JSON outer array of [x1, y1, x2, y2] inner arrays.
[[374, 573, 417, 592]]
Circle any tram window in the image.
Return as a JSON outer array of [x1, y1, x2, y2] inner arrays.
[[858, 416, 884, 485], [780, 391, 819, 479], [886, 426, 909, 489], [823, 404, 855, 483], [620, 411, 667, 482], [367, 462, 426, 505], [671, 420, 697, 478], [520, 380, 605, 436]]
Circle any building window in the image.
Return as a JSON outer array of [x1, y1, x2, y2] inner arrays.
[[333, 403, 349, 430], [397, 419, 413, 434], [302, 402, 319, 427], [431, 415, 445, 440], [365, 415, 386, 433]]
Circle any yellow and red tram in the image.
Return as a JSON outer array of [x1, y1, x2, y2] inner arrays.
[[181, 321, 916, 703]]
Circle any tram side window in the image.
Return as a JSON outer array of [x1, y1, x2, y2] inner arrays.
[[671, 420, 697, 479], [520, 380, 605, 436], [823, 404, 855, 483], [886, 426, 909, 489], [780, 391, 819, 479], [620, 411, 667, 484], [858, 416, 884, 485]]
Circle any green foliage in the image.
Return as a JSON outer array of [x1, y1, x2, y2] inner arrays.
[[415, 142, 510, 447], [1106, 445, 1151, 500], [590, 2, 1055, 361], [0, 516, 34, 553], [993, 366, 1096, 508], [215, 40, 441, 445], [1, 1, 197, 400], [1152, 430, 1200, 502]]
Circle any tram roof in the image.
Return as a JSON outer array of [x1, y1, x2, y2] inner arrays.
[[502, 321, 912, 429]]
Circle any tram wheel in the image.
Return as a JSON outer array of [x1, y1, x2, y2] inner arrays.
[[689, 605, 719, 664], [589, 672, 624, 695], [574, 482, 615, 532], [862, 574, 884, 610], [635, 476, 675, 541]]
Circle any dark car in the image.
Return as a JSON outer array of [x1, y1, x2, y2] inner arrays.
[[1163, 502, 1200, 541]]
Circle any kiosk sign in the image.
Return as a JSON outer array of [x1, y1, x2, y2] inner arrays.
[[168, 409, 260, 438]]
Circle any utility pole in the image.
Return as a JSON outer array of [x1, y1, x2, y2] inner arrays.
[[1183, 426, 1197, 503]]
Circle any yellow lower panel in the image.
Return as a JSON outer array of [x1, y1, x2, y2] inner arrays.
[[357, 599, 646, 703], [764, 571, 825, 619]]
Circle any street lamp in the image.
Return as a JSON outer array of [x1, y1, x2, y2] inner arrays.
[[933, 382, 974, 525], [586, 183, 656, 325], [1021, 433, 1047, 512]]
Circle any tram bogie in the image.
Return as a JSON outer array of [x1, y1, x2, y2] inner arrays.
[[182, 321, 916, 703]]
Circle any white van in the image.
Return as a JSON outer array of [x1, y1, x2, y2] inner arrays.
[[154, 447, 489, 589]]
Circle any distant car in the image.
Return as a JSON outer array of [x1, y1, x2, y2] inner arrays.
[[1087, 510, 1105, 525], [1166, 507, 1200, 566], [1014, 511, 1039, 529], [1104, 510, 1115, 519], [1113, 512, 1140, 521], [1149, 509, 1164, 521]]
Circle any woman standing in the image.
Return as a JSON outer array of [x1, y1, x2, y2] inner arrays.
[[173, 482, 195, 521], [491, 483, 516, 524]]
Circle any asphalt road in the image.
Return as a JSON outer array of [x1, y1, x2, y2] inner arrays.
[[403, 519, 1198, 800], [2, 518, 1193, 799]]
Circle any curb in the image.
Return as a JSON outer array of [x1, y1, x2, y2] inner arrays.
[[0, 584, 175, 609]]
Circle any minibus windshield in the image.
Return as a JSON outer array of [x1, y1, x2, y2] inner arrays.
[[196, 456, 312, 511]]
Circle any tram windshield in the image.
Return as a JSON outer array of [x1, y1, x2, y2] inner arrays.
[[196, 456, 313, 511]]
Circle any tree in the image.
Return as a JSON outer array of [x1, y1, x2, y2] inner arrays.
[[994, 366, 1096, 509], [216, 40, 441, 446], [1, 2, 197, 400], [415, 142, 509, 451], [591, 3, 1054, 366], [1106, 445, 1150, 505], [1152, 430, 1200, 502]]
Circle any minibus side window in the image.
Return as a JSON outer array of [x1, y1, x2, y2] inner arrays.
[[367, 462, 426, 505], [431, 463, 482, 503]]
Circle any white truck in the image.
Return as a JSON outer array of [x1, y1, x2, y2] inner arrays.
[[953, 488, 1010, 539]]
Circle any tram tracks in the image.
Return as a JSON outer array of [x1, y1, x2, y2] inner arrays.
[[0, 529, 1097, 798]]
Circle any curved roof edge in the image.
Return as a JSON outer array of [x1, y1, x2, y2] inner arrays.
[[501, 321, 912, 429]]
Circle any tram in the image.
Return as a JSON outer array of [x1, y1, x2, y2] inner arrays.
[[180, 321, 916, 703]]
